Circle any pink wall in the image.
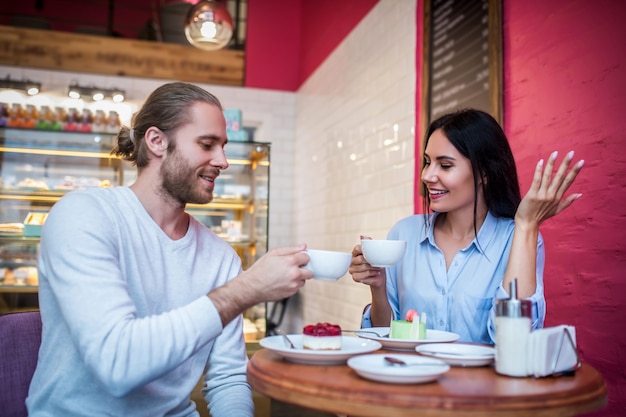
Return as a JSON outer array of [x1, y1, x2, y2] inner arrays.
[[245, 0, 379, 90], [245, 0, 302, 91], [502, 0, 625, 414], [414, 1, 425, 212]]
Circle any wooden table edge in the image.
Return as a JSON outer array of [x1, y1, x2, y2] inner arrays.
[[247, 349, 608, 417]]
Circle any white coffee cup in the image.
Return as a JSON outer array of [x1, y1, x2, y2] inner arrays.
[[303, 249, 352, 281], [361, 239, 407, 267]]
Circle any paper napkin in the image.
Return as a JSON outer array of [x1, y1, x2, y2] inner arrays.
[[527, 325, 579, 377]]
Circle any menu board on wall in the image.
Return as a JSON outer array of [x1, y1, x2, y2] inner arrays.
[[422, 0, 502, 132]]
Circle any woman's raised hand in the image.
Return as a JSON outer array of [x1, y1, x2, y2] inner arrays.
[[349, 236, 386, 288], [516, 150, 584, 227]]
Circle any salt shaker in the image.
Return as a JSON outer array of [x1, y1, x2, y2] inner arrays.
[[495, 278, 531, 377]]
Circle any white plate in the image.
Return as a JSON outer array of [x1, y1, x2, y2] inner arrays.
[[416, 343, 495, 367], [355, 327, 460, 351], [259, 335, 382, 365], [347, 353, 450, 384]]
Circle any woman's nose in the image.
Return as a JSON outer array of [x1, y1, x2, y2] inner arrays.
[[421, 165, 435, 183]]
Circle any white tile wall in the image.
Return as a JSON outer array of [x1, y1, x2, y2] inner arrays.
[[292, 0, 417, 332], [0, 0, 417, 334]]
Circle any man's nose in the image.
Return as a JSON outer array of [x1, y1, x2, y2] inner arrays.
[[216, 149, 229, 169]]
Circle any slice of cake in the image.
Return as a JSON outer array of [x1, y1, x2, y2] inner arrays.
[[302, 322, 342, 350], [390, 310, 427, 340]]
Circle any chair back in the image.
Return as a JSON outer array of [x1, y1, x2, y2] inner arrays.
[[0, 311, 42, 417]]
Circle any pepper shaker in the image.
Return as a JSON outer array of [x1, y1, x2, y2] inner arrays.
[[495, 278, 531, 377]]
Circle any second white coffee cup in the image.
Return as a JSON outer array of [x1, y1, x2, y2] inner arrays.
[[303, 249, 352, 281]]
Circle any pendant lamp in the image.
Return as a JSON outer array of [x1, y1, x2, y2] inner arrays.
[[184, 0, 233, 51]]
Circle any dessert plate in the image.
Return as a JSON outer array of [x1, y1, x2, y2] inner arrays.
[[355, 327, 460, 351], [259, 335, 382, 365], [416, 343, 495, 367], [347, 353, 450, 384]]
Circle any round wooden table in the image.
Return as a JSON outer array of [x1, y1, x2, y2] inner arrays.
[[247, 349, 607, 417]]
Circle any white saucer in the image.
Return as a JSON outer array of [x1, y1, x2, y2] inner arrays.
[[356, 327, 460, 351], [259, 335, 382, 365], [416, 343, 495, 367], [347, 353, 450, 384]]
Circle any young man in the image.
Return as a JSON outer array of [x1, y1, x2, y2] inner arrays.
[[27, 82, 313, 416]]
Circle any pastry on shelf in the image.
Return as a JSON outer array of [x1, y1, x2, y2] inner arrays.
[[17, 178, 49, 191], [53, 176, 76, 191], [13, 266, 38, 286], [0, 223, 24, 235], [243, 318, 260, 342], [2, 268, 15, 285]]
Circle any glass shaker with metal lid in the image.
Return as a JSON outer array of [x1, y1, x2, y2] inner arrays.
[[495, 278, 532, 376]]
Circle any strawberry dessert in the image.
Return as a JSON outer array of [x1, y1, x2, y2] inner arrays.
[[390, 309, 427, 340], [302, 322, 342, 350]]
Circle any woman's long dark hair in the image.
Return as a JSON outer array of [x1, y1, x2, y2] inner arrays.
[[421, 109, 521, 233]]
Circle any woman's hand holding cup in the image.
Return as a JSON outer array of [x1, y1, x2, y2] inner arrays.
[[349, 235, 386, 288]]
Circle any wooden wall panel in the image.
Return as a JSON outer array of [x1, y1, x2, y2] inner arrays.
[[0, 26, 245, 86]]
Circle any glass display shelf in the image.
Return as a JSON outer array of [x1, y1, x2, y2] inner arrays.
[[0, 127, 271, 341]]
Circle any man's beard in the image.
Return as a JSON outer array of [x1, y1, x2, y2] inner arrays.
[[159, 147, 214, 206]]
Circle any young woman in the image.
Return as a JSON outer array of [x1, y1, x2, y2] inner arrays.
[[349, 109, 584, 344]]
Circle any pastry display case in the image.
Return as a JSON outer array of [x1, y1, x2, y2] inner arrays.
[[0, 127, 270, 341]]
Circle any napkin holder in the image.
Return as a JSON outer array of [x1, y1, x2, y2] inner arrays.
[[527, 325, 581, 378]]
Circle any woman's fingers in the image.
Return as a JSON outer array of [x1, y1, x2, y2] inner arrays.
[[544, 151, 584, 201], [539, 150, 559, 192], [534, 151, 583, 198], [350, 255, 373, 273], [547, 150, 580, 199], [351, 268, 384, 287], [547, 151, 571, 195], [521, 150, 584, 224], [556, 158, 584, 198], [556, 192, 583, 214], [531, 158, 545, 194]]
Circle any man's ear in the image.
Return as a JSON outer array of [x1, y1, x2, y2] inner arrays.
[[144, 126, 169, 156]]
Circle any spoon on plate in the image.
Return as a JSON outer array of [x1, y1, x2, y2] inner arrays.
[[417, 349, 493, 357], [343, 329, 390, 338], [277, 329, 297, 349], [384, 356, 447, 367]]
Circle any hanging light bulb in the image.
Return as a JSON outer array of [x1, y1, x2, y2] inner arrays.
[[184, 0, 233, 51]]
